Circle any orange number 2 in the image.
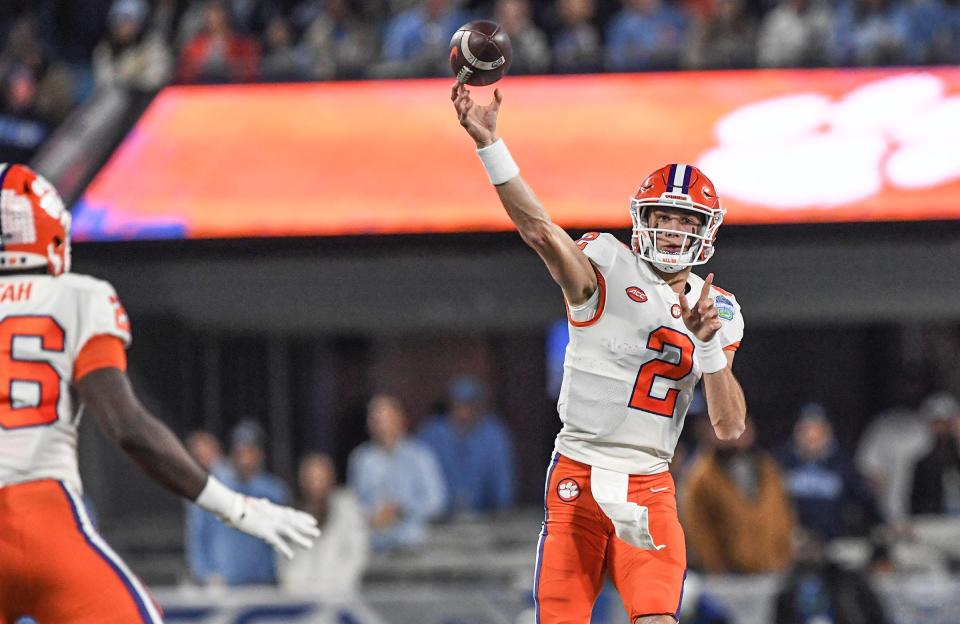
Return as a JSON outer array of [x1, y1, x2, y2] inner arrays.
[[628, 326, 694, 418]]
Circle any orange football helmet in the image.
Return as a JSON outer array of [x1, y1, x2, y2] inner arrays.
[[0, 164, 71, 276], [629, 163, 724, 273]]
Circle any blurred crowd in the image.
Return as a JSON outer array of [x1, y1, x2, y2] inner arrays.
[[183, 375, 515, 593], [2, 0, 959, 162], [177, 361, 960, 624]]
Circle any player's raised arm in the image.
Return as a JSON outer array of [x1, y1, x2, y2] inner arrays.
[[451, 83, 597, 306], [76, 368, 320, 559]]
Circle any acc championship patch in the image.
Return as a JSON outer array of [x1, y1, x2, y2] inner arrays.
[[715, 295, 736, 320]]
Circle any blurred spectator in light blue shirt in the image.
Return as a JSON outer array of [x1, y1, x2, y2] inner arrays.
[[190, 420, 291, 586], [184, 429, 224, 585], [348, 394, 447, 551], [605, 0, 689, 71], [372, 0, 469, 78], [419, 376, 516, 516]]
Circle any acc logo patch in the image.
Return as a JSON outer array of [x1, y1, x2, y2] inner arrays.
[[626, 286, 647, 303], [715, 295, 735, 321], [671, 304, 682, 318], [557, 478, 581, 502]]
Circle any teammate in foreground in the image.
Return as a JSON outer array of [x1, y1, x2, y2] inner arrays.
[[0, 164, 319, 623], [451, 84, 747, 624]]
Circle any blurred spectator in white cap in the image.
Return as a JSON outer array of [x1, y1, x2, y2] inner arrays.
[[348, 394, 446, 551], [279, 453, 369, 595], [93, 0, 173, 91], [419, 376, 516, 516], [777, 403, 884, 540], [910, 392, 960, 516]]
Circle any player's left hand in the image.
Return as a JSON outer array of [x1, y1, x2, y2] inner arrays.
[[679, 273, 722, 343]]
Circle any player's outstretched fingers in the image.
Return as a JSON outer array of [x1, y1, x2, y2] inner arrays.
[[678, 293, 691, 318], [272, 533, 295, 560], [451, 82, 460, 101], [699, 272, 714, 303], [492, 88, 503, 110]]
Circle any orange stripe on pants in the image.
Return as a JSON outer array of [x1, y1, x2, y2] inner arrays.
[[0, 479, 162, 623], [534, 454, 686, 624]]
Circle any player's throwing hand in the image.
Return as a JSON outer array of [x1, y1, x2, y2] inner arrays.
[[451, 82, 502, 148], [679, 273, 722, 343]]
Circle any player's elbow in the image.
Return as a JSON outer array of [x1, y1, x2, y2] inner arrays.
[[519, 224, 552, 252], [713, 423, 745, 441]]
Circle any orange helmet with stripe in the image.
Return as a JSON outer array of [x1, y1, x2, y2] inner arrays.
[[0, 164, 71, 276], [629, 163, 724, 273]]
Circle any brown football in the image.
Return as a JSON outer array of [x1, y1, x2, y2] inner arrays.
[[449, 20, 512, 87]]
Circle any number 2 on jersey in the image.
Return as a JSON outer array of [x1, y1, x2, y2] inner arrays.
[[629, 326, 694, 417], [0, 316, 65, 430]]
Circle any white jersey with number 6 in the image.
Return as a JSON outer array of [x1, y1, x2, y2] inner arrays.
[[555, 233, 744, 475], [0, 273, 131, 492]]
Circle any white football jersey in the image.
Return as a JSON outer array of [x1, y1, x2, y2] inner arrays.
[[555, 233, 744, 475], [0, 273, 131, 492]]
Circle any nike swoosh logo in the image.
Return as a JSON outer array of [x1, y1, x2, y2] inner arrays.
[[650, 487, 670, 493]]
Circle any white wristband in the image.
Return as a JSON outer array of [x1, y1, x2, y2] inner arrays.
[[477, 139, 520, 185], [694, 335, 728, 374], [196, 475, 244, 523]]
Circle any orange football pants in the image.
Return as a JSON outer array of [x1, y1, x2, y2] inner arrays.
[[534, 453, 687, 624], [0, 479, 163, 623]]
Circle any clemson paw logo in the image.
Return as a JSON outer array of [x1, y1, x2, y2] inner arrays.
[[699, 73, 960, 208], [557, 478, 581, 502]]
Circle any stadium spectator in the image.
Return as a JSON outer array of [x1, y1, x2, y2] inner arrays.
[[605, 0, 690, 71], [830, 0, 906, 66], [777, 403, 884, 540], [177, 0, 260, 83], [295, 0, 381, 80], [774, 531, 891, 624], [259, 15, 300, 81], [856, 372, 930, 522], [92, 0, 174, 91], [183, 429, 224, 585], [348, 393, 446, 551], [910, 392, 960, 516], [278, 453, 369, 595], [372, 0, 468, 78], [756, 0, 834, 66], [189, 419, 291, 585], [494, 0, 551, 75], [419, 376, 516, 515], [550, 0, 603, 73], [684, 0, 757, 68], [682, 420, 794, 573]]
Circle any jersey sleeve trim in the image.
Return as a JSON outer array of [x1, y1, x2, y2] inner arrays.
[[566, 267, 606, 328], [723, 341, 741, 352], [74, 334, 128, 381]]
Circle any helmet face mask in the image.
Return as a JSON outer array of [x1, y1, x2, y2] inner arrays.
[[629, 163, 724, 274], [0, 164, 71, 276]]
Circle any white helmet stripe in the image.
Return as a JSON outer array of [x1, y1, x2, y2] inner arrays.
[[461, 34, 505, 71], [670, 164, 689, 192]]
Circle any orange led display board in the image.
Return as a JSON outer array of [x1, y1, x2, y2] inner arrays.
[[75, 68, 960, 241]]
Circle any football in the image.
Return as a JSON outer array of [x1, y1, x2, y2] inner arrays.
[[449, 20, 512, 86]]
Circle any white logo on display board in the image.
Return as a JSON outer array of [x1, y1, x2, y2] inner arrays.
[[698, 73, 960, 209]]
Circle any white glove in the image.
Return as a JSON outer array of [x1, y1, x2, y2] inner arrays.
[[196, 476, 321, 559]]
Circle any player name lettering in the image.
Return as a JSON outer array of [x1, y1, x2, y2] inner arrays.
[[0, 282, 32, 303]]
